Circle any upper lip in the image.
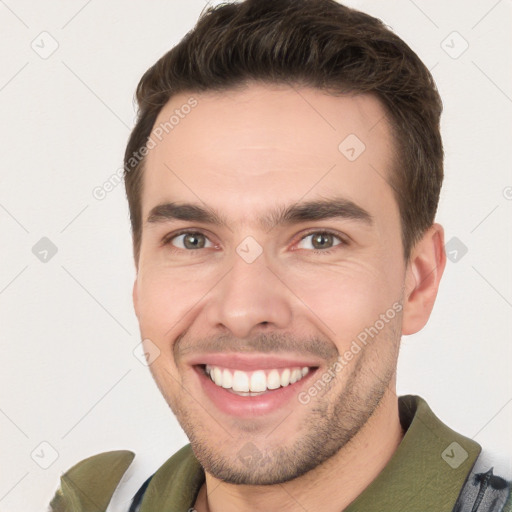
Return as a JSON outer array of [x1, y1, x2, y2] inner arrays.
[[186, 353, 322, 371]]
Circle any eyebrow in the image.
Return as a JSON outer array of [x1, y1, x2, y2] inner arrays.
[[146, 196, 373, 231]]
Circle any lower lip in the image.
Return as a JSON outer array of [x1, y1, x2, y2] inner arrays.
[[194, 366, 318, 417]]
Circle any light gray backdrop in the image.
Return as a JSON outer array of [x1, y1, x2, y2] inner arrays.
[[0, 0, 511, 510]]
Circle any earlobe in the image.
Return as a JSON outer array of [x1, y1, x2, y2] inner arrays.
[[132, 279, 139, 320], [402, 224, 446, 335]]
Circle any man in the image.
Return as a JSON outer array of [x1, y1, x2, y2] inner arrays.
[[49, 0, 511, 510]]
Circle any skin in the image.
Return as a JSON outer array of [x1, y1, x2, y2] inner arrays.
[[132, 83, 446, 512]]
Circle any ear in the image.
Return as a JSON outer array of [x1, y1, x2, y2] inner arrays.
[[402, 223, 446, 335], [132, 279, 140, 320]]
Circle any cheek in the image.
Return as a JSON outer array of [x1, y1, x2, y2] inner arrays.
[[283, 259, 404, 343], [135, 264, 216, 344]]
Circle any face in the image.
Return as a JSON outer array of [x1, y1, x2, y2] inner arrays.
[[133, 83, 407, 485]]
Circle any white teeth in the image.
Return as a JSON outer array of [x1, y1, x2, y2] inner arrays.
[[290, 369, 302, 384], [205, 364, 312, 393], [250, 370, 267, 392], [280, 368, 291, 387], [267, 369, 281, 390], [232, 370, 250, 392], [213, 367, 223, 386], [221, 368, 232, 389]]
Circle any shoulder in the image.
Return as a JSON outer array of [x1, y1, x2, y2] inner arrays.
[[48, 446, 201, 512], [48, 450, 135, 512]]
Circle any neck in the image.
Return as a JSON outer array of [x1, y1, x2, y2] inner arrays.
[[194, 388, 404, 512]]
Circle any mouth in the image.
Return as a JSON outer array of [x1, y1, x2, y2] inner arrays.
[[191, 357, 320, 417], [201, 364, 313, 396]]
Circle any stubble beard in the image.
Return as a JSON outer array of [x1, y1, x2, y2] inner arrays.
[[156, 319, 401, 486]]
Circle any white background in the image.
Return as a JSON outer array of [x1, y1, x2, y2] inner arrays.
[[0, 0, 511, 510]]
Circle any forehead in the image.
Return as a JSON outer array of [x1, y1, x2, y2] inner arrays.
[[142, 83, 396, 225]]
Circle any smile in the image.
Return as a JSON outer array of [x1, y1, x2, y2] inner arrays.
[[193, 359, 320, 417], [204, 365, 311, 395]]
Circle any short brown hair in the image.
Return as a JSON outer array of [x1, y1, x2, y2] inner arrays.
[[124, 0, 443, 262]]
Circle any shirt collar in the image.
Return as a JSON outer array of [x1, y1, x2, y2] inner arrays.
[[344, 394, 481, 511]]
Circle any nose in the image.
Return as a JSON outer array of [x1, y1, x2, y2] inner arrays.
[[203, 248, 294, 339]]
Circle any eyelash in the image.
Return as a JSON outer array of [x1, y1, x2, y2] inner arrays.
[[161, 229, 348, 256]]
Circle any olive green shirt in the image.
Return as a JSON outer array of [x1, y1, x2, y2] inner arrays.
[[49, 395, 512, 511]]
